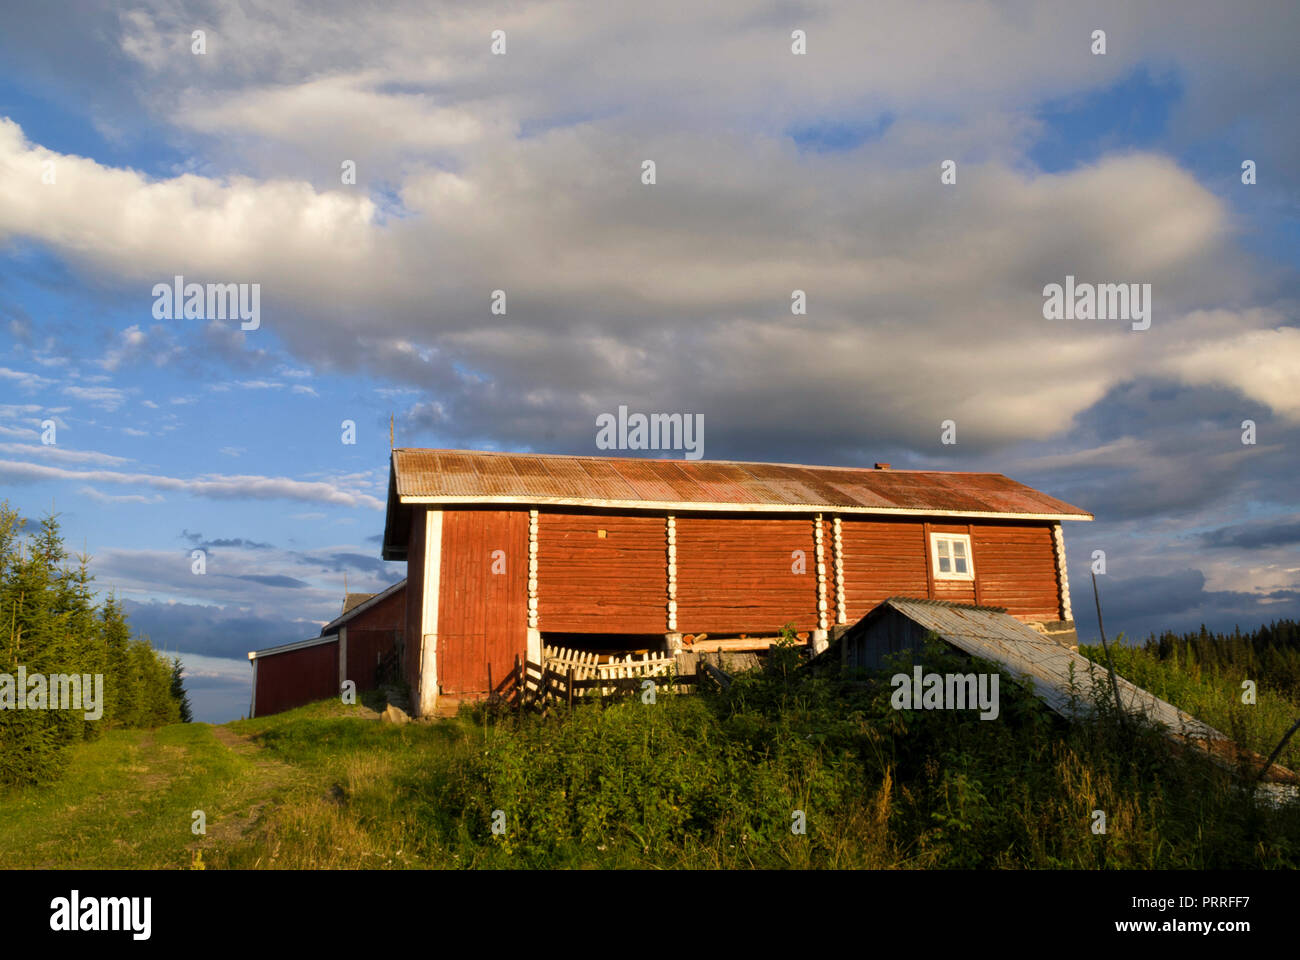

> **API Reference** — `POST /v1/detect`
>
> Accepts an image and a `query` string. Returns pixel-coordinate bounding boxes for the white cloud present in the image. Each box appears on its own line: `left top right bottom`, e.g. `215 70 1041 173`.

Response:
63 385 129 411
0 366 56 391
0 458 384 509
0 443 132 466
77 485 164 504
1159 324 1300 421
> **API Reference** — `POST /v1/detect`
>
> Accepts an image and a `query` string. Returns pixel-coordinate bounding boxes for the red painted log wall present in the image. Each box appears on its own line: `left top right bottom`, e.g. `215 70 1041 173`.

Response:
838 516 1062 624
839 518 931 623
969 522 1061 621
675 515 819 634
537 512 666 634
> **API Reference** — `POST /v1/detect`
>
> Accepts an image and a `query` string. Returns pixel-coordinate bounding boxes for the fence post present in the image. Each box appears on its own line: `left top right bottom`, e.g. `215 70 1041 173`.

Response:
567 667 574 709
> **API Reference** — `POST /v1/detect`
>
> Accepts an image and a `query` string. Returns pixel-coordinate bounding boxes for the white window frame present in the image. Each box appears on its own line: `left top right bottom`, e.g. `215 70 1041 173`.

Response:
930 532 974 581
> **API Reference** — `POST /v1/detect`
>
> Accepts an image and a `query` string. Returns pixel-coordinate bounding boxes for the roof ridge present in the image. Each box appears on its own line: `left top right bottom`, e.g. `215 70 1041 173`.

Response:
395 447 1004 477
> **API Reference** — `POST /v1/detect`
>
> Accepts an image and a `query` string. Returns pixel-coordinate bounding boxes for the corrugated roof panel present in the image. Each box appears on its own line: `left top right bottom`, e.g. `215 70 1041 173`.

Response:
433 450 487 496
878 598 1222 737
572 458 643 501
501 455 559 496
468 452 527 496
731 462 830 506
388 449 1093 519
610 458 690 502
674 461 765 504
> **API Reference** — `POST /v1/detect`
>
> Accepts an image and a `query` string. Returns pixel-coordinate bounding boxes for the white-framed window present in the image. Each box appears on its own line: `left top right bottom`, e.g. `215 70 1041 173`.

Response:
930 532 974 581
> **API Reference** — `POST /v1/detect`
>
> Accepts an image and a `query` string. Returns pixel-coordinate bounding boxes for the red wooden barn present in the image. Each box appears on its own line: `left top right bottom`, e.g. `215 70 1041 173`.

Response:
247 578 405 717
379 449 1092 717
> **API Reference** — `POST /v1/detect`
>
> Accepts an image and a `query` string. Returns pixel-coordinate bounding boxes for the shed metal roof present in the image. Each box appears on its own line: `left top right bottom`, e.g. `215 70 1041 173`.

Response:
387 449 1093 519
860 597 1223 738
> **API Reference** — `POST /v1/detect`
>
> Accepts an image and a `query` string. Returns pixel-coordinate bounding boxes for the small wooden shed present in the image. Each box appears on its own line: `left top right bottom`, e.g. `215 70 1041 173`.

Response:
379 449 1092 717
248 578 405 718
840 597 1298 786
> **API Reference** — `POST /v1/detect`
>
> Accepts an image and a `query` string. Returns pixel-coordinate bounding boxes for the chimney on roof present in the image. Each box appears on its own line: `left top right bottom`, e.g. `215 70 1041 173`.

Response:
874 462 891 470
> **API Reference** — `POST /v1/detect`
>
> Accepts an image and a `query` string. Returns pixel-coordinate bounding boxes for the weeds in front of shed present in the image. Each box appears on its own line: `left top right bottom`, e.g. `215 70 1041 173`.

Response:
197 635 1300 869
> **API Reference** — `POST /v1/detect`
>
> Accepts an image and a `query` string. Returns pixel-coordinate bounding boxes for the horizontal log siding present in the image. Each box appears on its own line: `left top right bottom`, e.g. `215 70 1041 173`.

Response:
839 518 931 622
839 516 1061 623
538 512 666 633
676 516 818 634
437 508 529 695
969 522 1060 621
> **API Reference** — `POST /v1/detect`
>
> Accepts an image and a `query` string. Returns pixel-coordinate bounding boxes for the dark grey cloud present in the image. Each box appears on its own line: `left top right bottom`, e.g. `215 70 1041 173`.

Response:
1071 568 1300 646
320 551 399 577
201 537 274 550
122 598 315 659
228 573 308 588
1202 520 1300 550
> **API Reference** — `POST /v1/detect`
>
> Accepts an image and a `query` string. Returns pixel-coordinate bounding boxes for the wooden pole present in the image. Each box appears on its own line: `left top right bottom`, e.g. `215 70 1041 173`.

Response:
1092 571 1127 731
1256 718 1300 783
567 667 574 709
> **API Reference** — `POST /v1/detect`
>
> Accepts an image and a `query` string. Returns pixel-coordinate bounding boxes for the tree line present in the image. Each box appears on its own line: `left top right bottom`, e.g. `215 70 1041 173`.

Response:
1 501 192 787
1140 618 1300 693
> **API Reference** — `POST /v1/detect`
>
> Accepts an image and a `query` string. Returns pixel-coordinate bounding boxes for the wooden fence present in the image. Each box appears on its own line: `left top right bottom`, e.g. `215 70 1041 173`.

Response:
503 645 695 706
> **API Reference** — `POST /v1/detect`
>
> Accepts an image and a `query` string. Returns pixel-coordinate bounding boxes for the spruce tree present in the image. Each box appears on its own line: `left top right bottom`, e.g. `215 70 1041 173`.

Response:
169 657 193 723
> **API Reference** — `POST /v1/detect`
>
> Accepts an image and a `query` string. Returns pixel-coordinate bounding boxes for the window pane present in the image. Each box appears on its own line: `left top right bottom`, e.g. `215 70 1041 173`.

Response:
953 540 966 558
938 540 950 558
955 557 967 573
939 556 951 572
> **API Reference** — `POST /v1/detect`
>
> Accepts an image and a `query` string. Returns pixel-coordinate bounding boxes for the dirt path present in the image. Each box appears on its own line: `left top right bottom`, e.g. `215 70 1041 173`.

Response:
198 725 305 853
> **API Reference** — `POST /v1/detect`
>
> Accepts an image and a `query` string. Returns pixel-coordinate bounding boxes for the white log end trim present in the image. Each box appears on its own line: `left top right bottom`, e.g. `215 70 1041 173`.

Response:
833 516 847 625
528 509 540 630
1053 522 1073 622
814 514 828 630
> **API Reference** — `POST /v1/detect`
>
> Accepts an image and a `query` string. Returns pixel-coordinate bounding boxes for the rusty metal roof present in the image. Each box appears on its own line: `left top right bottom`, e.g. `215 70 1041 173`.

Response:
389 449 1092 520
342 593 375 615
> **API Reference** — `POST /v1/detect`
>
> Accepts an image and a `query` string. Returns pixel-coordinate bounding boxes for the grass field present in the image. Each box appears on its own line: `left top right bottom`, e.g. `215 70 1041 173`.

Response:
3 645 1298 870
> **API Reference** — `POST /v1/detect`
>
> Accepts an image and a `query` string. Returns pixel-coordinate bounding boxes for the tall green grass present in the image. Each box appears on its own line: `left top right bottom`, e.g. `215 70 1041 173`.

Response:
1082 639 1300 772
214 639 1300 869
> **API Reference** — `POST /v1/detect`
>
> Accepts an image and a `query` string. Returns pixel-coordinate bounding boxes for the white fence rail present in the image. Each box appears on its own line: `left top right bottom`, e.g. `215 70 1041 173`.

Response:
542 645 679 697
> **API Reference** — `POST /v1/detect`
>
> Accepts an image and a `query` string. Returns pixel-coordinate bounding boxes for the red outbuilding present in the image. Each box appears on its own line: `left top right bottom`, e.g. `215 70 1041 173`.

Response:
248 578 405 718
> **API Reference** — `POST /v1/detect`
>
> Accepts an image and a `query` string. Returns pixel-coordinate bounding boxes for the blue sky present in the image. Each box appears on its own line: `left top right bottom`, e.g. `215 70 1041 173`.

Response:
1 2 1297 722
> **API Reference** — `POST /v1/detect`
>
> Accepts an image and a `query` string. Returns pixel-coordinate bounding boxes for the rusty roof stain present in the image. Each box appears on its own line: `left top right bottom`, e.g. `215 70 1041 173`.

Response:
388 449 1092 520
